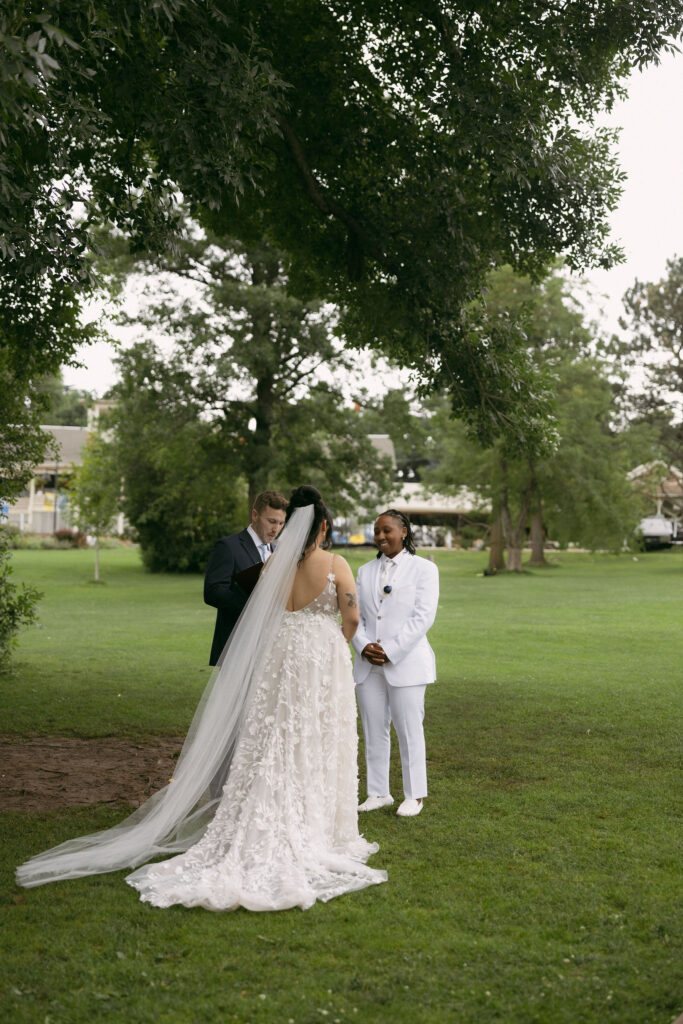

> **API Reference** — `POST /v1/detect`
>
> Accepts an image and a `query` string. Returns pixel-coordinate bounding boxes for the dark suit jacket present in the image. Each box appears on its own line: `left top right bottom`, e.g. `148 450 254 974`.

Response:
204 528 261 665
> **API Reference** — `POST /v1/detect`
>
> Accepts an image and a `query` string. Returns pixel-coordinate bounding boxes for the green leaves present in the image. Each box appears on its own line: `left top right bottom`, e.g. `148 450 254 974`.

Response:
423 265 643 554
620 256 683 395
0 528 42 672
3 0 683 457
615 255 683 474
68 433 121 540
105 226 395 568
108 338 247 573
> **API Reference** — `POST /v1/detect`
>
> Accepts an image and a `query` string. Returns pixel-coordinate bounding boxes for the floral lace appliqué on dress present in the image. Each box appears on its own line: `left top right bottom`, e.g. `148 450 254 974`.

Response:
126 570 387 911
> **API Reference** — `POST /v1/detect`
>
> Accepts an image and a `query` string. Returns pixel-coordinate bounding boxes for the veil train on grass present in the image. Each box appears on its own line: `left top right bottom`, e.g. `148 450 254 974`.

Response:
16 506 315 888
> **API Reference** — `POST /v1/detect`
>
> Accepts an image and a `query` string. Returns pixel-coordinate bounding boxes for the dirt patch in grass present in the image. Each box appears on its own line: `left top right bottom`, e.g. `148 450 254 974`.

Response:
0 735 184 811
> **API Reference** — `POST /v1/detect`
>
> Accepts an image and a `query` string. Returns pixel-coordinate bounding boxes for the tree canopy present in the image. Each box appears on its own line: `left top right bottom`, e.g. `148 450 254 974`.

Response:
423 265 643 565
616 255 683 469
36 375 91 426
105 227 394 570
3 1 682 450
107 344 247 573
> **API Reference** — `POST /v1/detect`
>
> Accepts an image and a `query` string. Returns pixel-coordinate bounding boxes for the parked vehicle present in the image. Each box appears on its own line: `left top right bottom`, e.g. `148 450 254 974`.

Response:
636 515 681 550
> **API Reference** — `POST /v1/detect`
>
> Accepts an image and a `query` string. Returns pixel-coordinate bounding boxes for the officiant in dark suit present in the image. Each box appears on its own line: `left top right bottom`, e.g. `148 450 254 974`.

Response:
204 490 289 665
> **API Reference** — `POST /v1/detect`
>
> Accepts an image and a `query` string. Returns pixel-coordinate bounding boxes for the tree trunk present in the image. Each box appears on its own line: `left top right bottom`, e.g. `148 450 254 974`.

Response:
501 496 523 571
499 459 534 572
528 497 548 567
246 255 278 509
94 536 100 582
487 513 505 572
506 543 523 572
526 462 548 567
248 375 274 509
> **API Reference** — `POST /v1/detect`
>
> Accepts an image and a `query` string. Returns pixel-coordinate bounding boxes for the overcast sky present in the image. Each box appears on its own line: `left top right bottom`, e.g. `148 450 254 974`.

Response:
63 50 683 397
581 49 683 334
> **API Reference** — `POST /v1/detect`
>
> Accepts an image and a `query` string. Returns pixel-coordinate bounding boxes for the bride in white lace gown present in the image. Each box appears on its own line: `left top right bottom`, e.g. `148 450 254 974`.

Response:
17 486 387 911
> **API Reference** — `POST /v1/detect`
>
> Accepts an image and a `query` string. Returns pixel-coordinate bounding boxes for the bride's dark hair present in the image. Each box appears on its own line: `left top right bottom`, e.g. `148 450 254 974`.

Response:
287 485 333 556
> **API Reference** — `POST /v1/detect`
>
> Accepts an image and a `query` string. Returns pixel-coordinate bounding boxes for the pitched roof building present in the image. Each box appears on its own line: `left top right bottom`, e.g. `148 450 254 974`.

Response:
6 401 119 533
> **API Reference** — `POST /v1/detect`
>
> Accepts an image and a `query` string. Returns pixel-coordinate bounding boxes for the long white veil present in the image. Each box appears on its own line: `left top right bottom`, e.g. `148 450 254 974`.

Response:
16 505 315 888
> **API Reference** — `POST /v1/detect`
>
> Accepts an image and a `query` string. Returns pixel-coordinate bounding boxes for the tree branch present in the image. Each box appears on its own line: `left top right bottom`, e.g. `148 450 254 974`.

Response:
427 2 475 69
278 358 327 397
277 114 394 276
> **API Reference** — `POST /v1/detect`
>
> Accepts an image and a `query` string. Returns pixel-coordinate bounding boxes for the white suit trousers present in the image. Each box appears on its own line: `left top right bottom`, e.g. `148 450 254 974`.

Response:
356 666 428 800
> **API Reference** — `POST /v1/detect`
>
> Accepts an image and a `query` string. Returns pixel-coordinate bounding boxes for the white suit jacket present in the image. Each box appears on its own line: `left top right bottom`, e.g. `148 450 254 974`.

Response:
352 552 439 687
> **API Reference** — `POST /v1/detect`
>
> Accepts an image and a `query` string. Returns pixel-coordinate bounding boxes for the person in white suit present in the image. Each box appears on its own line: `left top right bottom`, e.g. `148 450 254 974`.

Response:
352 510 439 817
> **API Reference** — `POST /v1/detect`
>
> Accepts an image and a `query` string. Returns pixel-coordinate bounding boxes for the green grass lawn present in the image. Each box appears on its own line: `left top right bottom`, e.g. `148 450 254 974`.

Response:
2 546 682 1023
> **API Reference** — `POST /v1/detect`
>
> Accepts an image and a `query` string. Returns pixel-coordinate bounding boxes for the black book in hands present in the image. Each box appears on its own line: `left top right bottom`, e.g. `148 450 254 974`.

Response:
233 561 264 595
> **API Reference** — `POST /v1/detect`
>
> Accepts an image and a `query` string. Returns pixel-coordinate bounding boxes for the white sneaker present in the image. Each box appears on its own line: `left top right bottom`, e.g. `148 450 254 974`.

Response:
396 798 423 817
358 795 394 812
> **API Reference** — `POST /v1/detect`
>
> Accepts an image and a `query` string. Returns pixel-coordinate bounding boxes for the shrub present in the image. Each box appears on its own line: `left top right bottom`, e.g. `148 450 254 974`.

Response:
2 530 46 550
2 524 22 548
0 529 42 672
53 528 88 548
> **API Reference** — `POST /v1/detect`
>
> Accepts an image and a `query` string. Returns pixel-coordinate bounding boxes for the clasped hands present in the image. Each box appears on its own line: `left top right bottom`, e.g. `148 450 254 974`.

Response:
362 643 389 665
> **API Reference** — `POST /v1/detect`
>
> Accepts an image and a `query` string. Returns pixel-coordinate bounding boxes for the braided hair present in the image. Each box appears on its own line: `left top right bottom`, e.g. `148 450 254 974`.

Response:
286 484 333 560
375 509 416 557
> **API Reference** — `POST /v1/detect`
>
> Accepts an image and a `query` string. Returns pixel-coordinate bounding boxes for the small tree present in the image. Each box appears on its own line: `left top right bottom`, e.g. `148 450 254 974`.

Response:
69 434 120 582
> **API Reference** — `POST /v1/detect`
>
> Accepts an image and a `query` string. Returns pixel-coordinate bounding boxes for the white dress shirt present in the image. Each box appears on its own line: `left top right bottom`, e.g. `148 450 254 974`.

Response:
247 525 271 562
378 548 407 597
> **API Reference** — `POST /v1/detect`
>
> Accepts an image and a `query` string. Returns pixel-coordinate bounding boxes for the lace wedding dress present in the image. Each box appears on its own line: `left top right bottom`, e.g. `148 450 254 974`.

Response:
126 566 387 912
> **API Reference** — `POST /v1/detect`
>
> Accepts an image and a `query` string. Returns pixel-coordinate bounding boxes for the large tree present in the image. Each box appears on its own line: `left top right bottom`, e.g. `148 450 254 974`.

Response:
37 374 91 426
425 358 642 566
532 358 643 553
107 229 394 569
424 267 642 567
107 351 247 573
615 255 683 469
3 2 683 449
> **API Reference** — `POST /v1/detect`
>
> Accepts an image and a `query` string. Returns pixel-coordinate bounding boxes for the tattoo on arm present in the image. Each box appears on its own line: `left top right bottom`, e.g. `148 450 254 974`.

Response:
345 592 357 609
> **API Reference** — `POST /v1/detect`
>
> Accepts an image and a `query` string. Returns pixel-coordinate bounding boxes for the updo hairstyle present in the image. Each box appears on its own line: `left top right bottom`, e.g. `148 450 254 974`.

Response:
375 509 416 557
287 484 333 557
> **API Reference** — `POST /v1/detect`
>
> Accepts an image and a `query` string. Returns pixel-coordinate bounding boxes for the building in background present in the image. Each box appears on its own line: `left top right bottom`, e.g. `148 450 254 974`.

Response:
628 461 683 520
6 401 122 534
336 434 489 547
629 461 683 548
